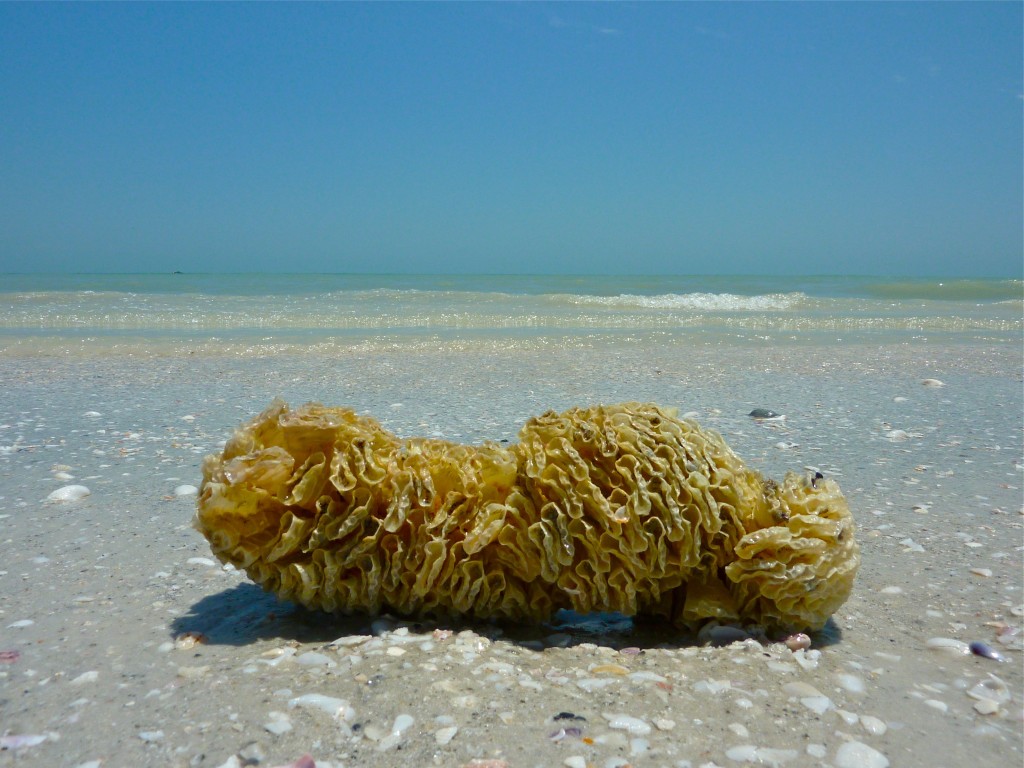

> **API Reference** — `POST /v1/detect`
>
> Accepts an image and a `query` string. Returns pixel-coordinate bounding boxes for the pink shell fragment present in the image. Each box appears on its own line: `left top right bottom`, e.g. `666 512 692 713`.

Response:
0 734 48 750
270 756 315 768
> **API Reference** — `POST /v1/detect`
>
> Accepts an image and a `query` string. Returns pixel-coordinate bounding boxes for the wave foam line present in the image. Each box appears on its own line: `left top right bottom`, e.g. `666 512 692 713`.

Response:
560 292 807 311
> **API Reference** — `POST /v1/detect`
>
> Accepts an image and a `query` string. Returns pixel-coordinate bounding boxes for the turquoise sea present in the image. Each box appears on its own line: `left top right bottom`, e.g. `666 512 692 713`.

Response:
1 273 1020 353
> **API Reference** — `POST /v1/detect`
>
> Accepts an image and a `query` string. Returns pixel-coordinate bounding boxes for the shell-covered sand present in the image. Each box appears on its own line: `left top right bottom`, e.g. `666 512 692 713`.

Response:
1 340 1021 767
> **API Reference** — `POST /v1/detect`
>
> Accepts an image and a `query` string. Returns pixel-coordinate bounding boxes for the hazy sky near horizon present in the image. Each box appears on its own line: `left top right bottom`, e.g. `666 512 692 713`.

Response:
1 2 1021 277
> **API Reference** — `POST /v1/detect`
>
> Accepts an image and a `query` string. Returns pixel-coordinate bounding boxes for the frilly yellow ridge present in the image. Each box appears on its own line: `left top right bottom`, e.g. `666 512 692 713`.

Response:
194 400 859 632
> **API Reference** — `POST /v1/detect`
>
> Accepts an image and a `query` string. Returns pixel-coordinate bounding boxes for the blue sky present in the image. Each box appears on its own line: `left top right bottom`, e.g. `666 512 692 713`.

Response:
1 2 1020 276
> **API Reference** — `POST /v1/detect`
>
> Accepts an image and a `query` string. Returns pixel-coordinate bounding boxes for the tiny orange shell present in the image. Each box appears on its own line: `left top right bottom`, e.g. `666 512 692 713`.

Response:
590 663 629 675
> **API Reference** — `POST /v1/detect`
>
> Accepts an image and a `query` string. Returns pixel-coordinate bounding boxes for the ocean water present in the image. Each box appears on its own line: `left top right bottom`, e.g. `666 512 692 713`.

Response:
1 273 1020 354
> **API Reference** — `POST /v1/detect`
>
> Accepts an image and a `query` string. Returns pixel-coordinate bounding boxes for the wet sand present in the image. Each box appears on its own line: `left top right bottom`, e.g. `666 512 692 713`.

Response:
1 339 1021 767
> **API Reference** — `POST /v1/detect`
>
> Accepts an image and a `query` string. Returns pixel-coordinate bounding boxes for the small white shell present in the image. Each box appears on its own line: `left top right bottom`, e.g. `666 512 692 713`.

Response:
836 740 889 768
434 725 458 745
967 675 1011 704
47 484 90 502
725 745 759 762
288 693 355 722
926 637 970 656
836 673 866 694
860 715 887 735
389 713 415 736
782 681 825 698
602 713 652 735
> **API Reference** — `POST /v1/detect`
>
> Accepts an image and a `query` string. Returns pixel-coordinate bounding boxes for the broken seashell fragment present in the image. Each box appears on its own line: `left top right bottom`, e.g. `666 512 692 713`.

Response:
590 663 629 676
602 713 652 735
967 674 1011 709
0 734 48 749
174 631 208 650
288 693 355 722
269 756 316 768
47 484 90 502
926 637 970 656
783 632 812 651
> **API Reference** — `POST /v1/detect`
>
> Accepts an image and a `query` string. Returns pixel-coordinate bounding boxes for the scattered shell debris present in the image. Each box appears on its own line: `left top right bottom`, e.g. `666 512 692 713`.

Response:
0 345 1019 767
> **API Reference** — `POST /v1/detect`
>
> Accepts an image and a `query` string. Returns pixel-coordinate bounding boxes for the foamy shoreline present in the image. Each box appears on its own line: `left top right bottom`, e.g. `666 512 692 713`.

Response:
1 341 1021 767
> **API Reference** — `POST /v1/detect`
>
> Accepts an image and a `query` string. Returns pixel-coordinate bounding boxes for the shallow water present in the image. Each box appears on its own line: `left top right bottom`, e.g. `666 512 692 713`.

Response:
1 274 1020 357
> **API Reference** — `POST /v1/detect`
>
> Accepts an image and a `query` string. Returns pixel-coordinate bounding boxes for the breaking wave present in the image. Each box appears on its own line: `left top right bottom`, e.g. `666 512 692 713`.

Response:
561 292 805 311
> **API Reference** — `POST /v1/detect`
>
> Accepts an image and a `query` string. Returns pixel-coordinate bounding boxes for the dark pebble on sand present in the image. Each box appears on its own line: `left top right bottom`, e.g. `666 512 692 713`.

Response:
749 408 782 419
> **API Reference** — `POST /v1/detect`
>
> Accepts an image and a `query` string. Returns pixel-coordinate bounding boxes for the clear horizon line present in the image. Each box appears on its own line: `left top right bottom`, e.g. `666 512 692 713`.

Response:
1 270 1021 280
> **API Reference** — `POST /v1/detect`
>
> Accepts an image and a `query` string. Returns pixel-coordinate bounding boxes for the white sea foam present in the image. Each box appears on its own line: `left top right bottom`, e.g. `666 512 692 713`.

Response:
563 291 805 311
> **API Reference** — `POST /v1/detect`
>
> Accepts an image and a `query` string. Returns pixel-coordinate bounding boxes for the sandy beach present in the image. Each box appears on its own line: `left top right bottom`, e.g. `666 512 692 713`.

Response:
3 0 1021 763
1 338 1021 768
